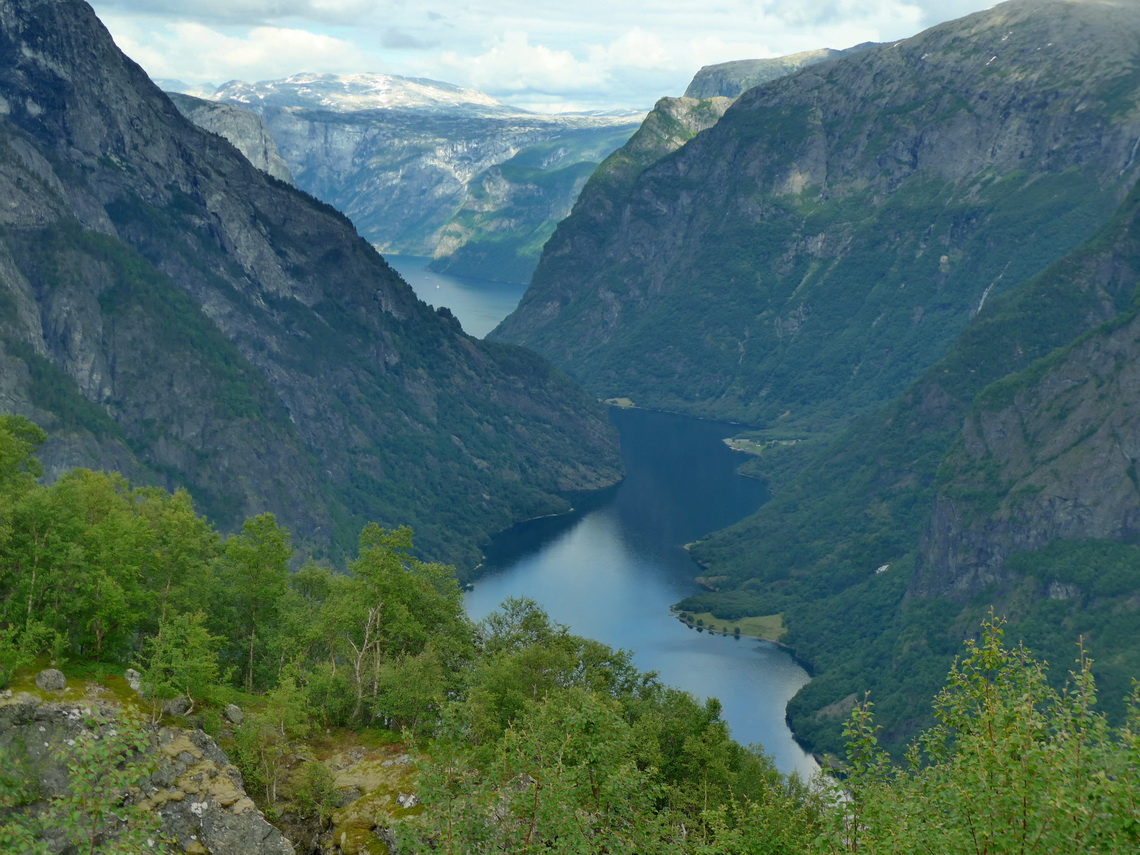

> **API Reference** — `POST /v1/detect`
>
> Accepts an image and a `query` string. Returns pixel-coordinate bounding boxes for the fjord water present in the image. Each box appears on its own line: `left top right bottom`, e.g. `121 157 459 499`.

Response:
467 408 817 780
392 256 817 779
388 255 527 339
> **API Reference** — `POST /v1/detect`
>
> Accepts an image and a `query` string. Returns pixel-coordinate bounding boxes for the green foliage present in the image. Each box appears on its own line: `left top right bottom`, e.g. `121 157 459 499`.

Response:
291 760 338 823
217 513 292 693
826 617 1140 853
398 598 822 854
0 414 45 496
233 666 313 805
0 715 168 855
138 611 222 721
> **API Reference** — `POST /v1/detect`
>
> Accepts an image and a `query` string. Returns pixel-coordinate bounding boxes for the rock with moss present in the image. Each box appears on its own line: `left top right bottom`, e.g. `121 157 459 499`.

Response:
0 690 295 854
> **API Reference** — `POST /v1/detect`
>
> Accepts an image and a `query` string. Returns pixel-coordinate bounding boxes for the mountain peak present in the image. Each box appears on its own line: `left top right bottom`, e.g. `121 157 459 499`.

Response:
213 71 522 116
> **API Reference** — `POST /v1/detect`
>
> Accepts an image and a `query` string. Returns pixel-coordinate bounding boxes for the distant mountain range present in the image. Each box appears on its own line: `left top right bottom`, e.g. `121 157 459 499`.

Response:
0 0 622 569
160 73 642 284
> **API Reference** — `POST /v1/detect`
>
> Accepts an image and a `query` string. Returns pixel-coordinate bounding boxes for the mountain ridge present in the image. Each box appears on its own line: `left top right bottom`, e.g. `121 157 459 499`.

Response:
0 0 621 569
491 0 1140 428
197 74 641 282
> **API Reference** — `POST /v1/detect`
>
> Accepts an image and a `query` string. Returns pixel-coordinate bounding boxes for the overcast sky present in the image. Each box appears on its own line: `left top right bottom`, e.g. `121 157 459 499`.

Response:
89 0 997 113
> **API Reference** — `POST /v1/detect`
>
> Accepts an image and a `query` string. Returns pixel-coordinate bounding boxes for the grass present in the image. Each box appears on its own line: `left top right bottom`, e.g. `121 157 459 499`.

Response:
675 611 786 642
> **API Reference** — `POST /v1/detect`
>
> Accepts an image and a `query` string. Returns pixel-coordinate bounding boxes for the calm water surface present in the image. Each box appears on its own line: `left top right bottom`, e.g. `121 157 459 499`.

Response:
469 408 817 780
388 254 526 339
387 254 817 779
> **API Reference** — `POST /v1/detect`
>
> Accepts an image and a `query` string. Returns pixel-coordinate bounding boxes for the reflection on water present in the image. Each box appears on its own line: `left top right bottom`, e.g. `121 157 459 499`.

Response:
385 254 817 778
466 407 818 780
387 254 527 339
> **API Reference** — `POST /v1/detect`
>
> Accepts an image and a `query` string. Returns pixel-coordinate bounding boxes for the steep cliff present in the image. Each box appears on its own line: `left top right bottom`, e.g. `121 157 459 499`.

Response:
166 92 294 184
915 202 1140 598
493 0 1140 429
681 177 1140 756
426 124 637 284
0 0 621 569
683 45 875 99
206 74 640 282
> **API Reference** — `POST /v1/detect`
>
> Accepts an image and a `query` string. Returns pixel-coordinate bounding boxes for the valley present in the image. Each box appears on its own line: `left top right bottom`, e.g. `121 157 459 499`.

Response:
4 0 1140 851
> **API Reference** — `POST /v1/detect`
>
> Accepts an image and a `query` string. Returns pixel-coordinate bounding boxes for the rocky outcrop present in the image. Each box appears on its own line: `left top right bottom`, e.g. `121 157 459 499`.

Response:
477 93 730 287
916 312 1140 598
426 123 638 283
0 690 294 854
492 0 1140 428
167 92 294 184
203 74 640 280
683 45 876 99
0 0 622 569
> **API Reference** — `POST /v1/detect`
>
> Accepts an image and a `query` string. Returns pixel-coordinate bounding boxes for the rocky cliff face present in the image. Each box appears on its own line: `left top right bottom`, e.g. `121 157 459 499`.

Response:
0 0 621 569
202 75 640 282
0 687 294 854
490 94 731 295
166 92 294 184
683 45 875 99
492 0 1140 428
426 124 637 283
914 188 1140 596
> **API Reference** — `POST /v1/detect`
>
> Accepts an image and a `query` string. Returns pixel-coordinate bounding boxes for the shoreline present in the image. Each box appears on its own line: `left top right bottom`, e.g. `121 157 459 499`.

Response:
668 607 797 651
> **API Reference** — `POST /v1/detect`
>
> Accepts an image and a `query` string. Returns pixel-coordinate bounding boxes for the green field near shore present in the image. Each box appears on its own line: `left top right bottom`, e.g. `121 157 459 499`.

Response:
677 611 785 642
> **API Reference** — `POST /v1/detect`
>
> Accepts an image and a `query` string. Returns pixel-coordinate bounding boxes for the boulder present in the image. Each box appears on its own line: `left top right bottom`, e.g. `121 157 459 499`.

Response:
223 703 244 725
35 669 66 692
161 696 192 717
125 668 143 693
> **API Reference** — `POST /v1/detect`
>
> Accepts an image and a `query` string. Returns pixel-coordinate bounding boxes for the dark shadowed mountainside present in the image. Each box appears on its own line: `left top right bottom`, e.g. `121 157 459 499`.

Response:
0 0 621 570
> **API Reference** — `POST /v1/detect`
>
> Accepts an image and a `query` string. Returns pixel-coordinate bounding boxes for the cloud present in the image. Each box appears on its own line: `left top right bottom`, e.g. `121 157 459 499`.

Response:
588 28 671 71
94 0 379 25
438 32 606 96
103 18 376 83
93 0 1000 112
381 27 437 50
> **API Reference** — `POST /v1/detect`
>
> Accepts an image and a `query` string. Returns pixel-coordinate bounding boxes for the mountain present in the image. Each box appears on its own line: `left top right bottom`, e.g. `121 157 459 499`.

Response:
0 0 622 569
198 74 642 284
680 176 1140 756
491 0 1140 430
424 123 640 284
167 92 294 184
683 44 877 99
215 72 518 117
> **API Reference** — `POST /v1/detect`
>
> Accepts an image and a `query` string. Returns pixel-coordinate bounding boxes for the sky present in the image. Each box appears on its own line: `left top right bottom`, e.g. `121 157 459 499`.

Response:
89 0 998 113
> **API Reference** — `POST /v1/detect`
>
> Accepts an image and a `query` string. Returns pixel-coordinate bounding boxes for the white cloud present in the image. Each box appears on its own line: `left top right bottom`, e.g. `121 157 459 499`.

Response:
438 32 607 95
588 28 672 71
104 18 376 83
92 0 999 111
95 0 380 25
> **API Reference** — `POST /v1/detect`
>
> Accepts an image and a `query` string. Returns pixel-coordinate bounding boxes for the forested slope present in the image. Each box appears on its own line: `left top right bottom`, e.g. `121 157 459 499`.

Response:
682 176 1140 756
494 0 1140 430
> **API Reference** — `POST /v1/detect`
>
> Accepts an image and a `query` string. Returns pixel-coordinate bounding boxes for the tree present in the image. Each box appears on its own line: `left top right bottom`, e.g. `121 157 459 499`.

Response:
138 611 222 721
826 615 1140 853
233 665 312 806
399 688 667 855
218 513 292 692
